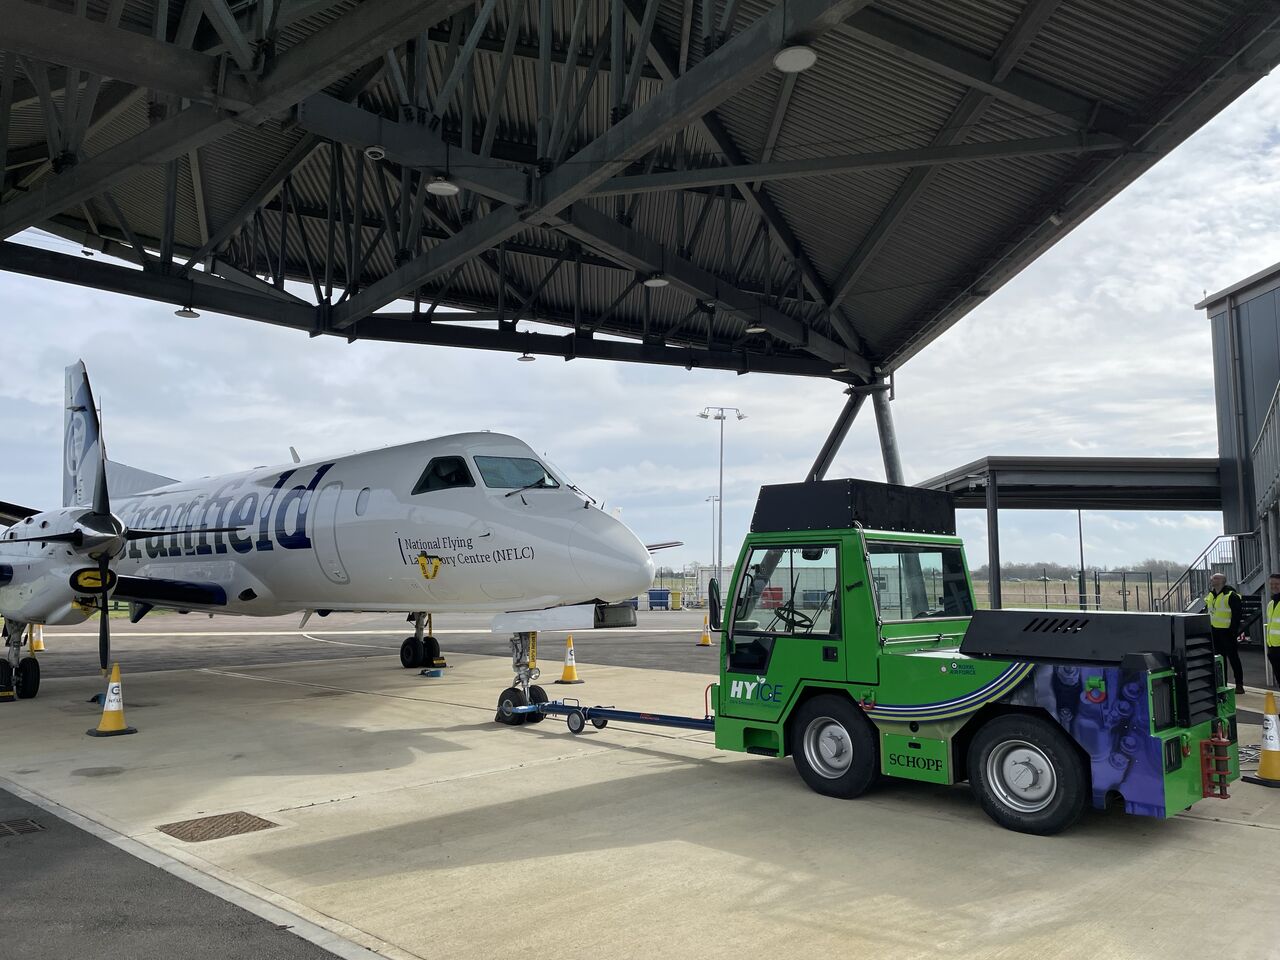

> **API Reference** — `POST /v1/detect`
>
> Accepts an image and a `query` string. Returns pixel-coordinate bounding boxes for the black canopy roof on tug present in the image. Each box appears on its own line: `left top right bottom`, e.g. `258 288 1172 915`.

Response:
752 478 956 535
2 0 1279 384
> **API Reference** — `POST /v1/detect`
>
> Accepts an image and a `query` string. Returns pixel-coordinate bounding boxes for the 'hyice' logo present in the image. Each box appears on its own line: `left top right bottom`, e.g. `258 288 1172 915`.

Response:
728 675 784 704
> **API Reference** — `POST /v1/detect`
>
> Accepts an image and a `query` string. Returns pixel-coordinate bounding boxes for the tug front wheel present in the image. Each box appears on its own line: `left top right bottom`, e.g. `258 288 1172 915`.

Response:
790 695 878 799
967 714 1089 835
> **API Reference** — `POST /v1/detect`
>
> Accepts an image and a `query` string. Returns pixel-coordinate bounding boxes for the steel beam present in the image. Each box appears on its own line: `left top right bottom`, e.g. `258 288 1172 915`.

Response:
839 7 1126 131
593 133 1126 195
536 0 871 221
295 94 527 204
558 203 869 377
807 391 867 482
201 0 258 73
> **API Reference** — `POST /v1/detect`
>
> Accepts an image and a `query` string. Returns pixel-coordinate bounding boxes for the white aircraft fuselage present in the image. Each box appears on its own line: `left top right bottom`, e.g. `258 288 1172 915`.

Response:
0 432 655 625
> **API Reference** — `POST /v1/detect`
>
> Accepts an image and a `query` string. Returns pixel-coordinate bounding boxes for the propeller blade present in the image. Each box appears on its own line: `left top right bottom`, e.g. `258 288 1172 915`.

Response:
97 554 111 671
92 439 110 517
123 525 246 541
2 530 84 545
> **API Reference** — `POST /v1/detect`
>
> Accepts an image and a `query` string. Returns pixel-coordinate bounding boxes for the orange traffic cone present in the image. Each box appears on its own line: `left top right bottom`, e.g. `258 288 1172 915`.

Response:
87 663 137 737
696 615 713 647
554 635 584 684
1244 691 1280 787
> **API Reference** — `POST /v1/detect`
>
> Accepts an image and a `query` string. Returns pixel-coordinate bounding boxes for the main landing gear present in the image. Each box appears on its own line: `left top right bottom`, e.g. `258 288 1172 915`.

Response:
0 620 41 702
400 612 447 669
495 631 547 725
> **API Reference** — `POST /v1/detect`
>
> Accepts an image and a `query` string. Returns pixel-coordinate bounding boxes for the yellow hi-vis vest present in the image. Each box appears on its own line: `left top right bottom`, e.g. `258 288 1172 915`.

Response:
1206 589 1235 630
1267 599 1280 647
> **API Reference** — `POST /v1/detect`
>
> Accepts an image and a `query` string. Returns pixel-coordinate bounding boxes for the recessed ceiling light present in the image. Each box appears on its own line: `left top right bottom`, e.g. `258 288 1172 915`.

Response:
427 175 460 197
773 45 817 74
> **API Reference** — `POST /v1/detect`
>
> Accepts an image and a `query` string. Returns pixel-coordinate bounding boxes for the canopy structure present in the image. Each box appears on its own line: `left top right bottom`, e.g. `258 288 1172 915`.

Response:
3 0 1278 385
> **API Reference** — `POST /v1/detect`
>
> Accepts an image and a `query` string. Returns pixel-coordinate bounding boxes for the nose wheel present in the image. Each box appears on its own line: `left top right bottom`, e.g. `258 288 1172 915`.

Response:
495 632 541 725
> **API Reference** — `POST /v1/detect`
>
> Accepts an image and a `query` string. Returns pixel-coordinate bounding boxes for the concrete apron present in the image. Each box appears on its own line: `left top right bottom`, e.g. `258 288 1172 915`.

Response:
3 654 1280 960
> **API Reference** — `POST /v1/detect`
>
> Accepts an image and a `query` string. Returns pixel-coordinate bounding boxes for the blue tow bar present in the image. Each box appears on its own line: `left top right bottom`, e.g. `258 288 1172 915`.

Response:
509 698 715 735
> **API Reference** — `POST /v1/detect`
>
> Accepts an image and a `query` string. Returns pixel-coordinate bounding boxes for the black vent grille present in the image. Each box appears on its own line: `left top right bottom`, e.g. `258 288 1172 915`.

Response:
1178 637 1217 726
1163 737 1183 773
1151 676 1175 731
1020 617 1091 634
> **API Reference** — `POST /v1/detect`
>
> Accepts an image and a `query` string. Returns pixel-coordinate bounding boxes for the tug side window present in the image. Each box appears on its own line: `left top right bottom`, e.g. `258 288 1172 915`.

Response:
866 542 973 620
732 545 839 638
412 456 475 494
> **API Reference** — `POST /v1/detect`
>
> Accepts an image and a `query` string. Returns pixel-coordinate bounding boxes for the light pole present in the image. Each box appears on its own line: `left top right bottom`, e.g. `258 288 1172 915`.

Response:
699 406 746 587
705 495 719 600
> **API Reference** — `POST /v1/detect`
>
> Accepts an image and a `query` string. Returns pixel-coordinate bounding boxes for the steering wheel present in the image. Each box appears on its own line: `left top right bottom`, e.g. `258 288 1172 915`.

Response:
774 600 814 631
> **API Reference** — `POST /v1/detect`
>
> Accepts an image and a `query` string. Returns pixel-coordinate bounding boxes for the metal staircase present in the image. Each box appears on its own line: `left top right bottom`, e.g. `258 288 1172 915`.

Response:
1154 532 1263 621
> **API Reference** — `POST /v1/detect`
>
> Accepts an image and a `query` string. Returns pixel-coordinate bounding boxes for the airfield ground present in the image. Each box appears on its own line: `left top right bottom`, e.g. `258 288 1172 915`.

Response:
3 611 1279 959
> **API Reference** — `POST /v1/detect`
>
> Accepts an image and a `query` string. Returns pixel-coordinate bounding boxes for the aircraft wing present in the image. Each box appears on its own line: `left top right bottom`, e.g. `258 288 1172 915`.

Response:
112 575 228 609
0 500 40 525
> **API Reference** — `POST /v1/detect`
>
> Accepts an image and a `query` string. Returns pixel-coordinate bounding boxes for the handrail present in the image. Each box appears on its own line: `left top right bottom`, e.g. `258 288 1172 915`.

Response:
1252 379 1280 515
1154 531 1261 613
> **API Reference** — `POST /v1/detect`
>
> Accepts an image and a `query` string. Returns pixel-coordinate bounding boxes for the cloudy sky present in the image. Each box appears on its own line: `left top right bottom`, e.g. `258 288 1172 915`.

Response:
4 73 1280 575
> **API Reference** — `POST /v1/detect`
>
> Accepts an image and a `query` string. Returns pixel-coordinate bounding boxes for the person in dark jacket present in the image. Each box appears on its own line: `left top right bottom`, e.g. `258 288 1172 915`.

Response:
1205 573 1246 694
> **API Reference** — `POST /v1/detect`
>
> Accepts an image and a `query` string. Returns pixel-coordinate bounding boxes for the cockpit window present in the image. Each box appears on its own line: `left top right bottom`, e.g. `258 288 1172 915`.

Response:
412 456 475 494
473 456 560 490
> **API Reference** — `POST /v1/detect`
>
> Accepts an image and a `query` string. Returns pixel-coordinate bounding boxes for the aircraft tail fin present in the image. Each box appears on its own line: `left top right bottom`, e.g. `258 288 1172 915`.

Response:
64 362 177 507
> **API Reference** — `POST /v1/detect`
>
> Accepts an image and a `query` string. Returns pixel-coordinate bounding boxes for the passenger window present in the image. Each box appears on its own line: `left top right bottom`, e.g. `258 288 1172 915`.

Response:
412 457 475 494
866 542 974 621
731 545 839 638
473 456 559 490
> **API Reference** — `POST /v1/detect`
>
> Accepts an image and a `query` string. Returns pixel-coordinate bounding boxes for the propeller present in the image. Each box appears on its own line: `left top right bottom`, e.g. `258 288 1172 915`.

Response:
92 448 113 672
97 552 111 671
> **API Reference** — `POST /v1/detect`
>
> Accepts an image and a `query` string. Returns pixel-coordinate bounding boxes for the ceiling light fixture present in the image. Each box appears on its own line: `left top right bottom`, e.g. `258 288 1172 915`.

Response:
832 364 849 374
517 352 535 362
174 306 200 319
642 273 669 288
427 175 460 197
364 144 387 161
1048 210 1064 226
744 324 766 334
773 44 817 74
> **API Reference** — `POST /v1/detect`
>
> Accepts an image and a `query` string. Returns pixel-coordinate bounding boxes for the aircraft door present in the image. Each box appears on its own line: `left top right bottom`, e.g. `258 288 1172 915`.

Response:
311 481 350 584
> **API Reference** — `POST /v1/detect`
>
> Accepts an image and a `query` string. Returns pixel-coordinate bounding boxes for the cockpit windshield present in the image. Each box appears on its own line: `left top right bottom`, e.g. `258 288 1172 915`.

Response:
473 456 560 491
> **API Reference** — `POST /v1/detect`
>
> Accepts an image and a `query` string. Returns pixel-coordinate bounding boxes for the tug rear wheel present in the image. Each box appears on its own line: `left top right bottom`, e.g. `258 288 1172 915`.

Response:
790 695 878 799
968 714 1089 835
495 686 527 725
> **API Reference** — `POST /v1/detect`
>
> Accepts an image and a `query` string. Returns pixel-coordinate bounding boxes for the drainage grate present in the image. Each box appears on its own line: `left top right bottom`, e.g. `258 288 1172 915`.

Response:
0 818 45 837
156 811 279 843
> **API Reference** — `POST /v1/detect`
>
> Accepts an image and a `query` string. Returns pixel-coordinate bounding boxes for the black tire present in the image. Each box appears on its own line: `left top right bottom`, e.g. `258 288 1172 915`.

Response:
566 709 586 735
967 714 1089 836
591 717 608 729
400 637 423 669
495 686 527 725
790 694 878 799
524 684 548 724
423 635 444 666
15 658 39 700
0 661 11 691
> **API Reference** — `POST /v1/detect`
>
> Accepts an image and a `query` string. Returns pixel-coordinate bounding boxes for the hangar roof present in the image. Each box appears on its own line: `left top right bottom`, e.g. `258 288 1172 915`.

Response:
3 0 1279 382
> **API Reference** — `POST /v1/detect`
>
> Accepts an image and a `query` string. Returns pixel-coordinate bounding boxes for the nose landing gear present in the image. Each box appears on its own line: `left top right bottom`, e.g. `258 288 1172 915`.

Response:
1 621 40 702
495 631 547 725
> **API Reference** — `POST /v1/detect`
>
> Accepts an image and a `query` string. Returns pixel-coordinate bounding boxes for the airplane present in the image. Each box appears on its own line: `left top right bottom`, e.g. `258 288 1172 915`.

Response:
0 361 658 701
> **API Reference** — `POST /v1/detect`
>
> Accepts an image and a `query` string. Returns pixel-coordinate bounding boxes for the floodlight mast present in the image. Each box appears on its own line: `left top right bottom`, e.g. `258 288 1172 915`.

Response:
699 406 746 587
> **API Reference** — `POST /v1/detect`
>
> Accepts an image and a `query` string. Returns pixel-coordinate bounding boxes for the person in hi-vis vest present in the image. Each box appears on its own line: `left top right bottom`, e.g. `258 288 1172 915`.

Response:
1266 573 1280 689
1205 572 1246 694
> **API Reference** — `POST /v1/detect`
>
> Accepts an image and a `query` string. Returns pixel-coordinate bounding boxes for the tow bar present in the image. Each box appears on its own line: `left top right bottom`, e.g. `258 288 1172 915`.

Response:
509 698 716 735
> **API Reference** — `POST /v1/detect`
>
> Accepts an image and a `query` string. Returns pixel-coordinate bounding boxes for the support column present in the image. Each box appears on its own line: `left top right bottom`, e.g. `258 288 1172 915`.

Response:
871 385 903 484
807 391 867 482
986 472 1002 610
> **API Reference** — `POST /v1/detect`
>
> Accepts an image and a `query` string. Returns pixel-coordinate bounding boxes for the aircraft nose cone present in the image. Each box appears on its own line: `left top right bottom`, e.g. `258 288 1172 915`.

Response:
569 510 655 602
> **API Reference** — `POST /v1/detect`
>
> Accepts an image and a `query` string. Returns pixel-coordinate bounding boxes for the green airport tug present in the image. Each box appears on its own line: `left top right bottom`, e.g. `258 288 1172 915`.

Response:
709 479 1238 834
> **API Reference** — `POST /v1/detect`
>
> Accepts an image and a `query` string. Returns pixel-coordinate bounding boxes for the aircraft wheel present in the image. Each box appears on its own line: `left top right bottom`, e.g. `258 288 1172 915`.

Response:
0 661 11 692
400 637 424 669
790 695 878 799
15 658 39 700
424 635 445 667
968 714 1088 836
524 684 548 724
495 686 527 725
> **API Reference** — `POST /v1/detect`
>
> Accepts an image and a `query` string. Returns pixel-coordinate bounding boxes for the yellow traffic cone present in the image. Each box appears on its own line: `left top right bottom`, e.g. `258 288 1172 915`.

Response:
554 635 584 684
696 615 713 647
1244 691 1280 787
29 624 44 653
87 663 137 737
